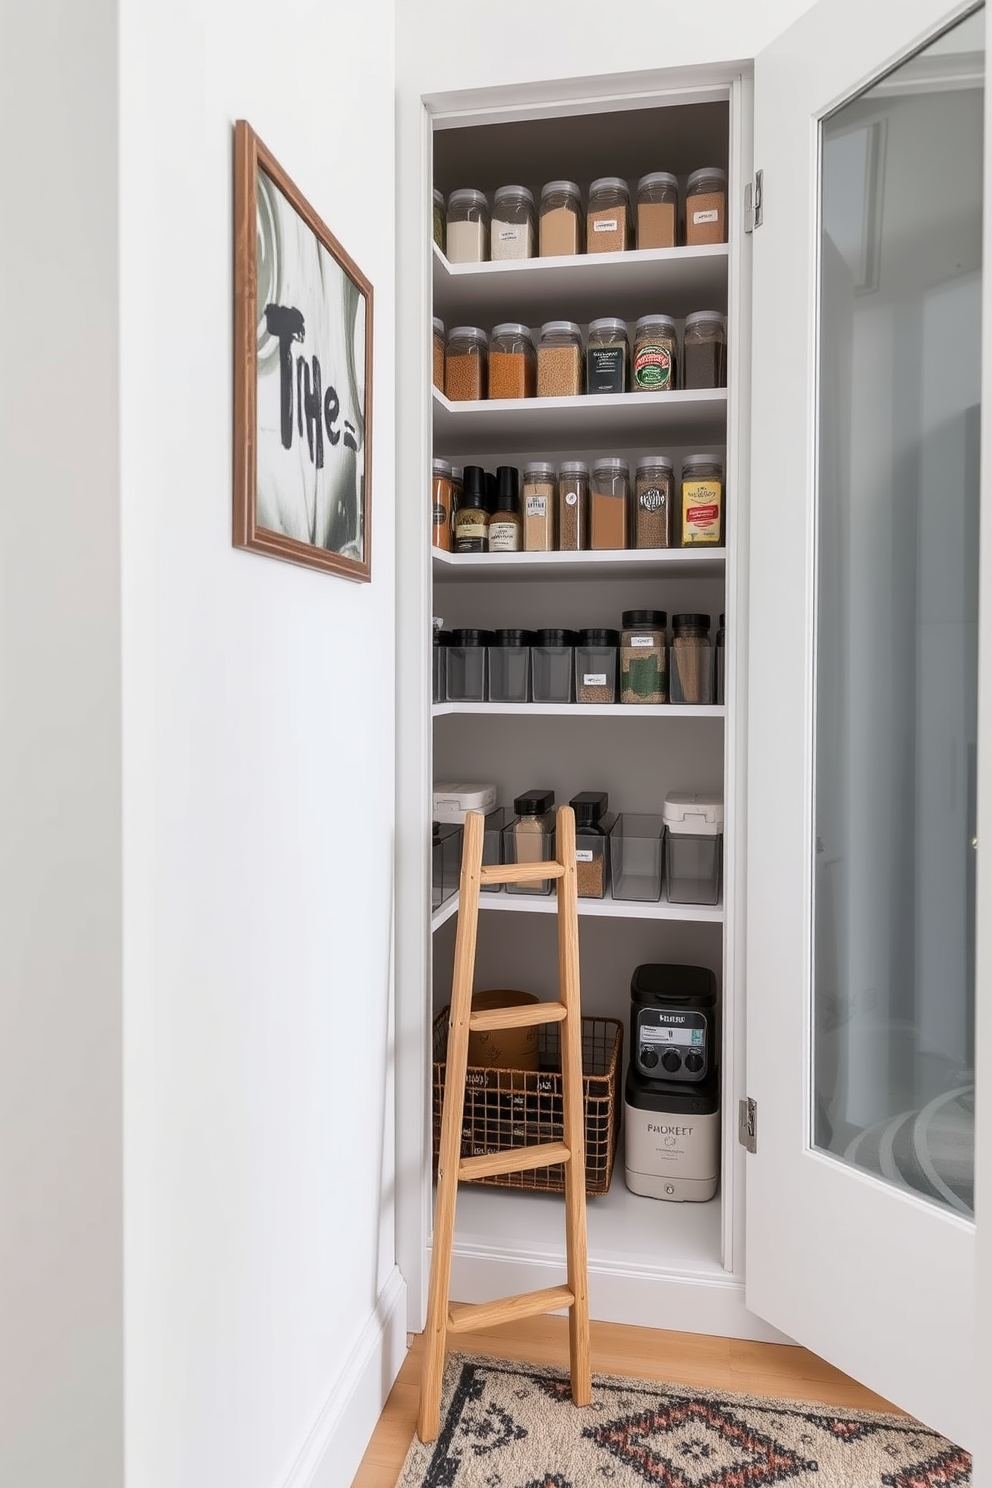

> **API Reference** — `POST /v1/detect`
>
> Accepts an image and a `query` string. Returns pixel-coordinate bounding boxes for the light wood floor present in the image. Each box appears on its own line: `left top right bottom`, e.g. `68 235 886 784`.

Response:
351 1315 902 1488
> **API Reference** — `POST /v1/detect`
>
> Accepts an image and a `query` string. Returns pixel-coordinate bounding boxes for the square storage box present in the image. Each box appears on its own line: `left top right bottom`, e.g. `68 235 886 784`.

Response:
574 631 619 705
664 792 723 905
445 634 489 701
501 819 556 895
531 631 575 704
609 813 665 901
488 640 531 703
432 822 463 910
432 783 498 824
481 806 512 893
575 813 616 899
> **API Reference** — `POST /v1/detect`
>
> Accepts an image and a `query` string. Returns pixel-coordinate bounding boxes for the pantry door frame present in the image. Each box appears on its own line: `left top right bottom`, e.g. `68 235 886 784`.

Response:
746 0 983 1448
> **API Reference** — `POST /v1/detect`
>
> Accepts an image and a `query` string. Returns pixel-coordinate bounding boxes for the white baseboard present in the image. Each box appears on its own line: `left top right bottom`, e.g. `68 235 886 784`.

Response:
279 1266 408 1488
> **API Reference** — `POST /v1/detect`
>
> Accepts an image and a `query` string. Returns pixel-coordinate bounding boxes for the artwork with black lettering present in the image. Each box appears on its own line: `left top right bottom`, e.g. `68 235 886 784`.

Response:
234 121 373 581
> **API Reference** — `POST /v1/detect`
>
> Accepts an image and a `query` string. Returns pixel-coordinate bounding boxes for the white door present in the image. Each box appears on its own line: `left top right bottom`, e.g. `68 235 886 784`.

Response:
747 0 985 1448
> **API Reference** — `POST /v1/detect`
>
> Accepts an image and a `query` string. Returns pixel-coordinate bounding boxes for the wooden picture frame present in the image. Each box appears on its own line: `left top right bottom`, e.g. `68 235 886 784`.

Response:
233 120 373 581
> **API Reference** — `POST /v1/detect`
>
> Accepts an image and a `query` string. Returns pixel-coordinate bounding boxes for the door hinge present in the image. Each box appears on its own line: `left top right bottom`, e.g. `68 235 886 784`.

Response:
738 1097 757 1153
744 170 763 233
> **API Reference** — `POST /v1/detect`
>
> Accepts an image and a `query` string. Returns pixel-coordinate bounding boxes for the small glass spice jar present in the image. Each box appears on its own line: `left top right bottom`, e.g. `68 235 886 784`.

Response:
586 317 629 394
715 613 726 704
445 326 488 401
587 176 631 253
633 314 679 392
522 462 557 552
680 454 724 547
446 187 489 262
504 788 557 896
685 168 727 245
489 322 536 400
445 628 493 702
683 311 727 389
620 609 667 705
633 456 674 549
432 316 445 391
571 791 613 899
431 457 453 551
491 184 536 261
556 460 589 551
453 465 489 552
575 628 619 704
537 321 584 398
532 629 576 704
433 188 446 252
669 613 714 705
539 180 582 256
636 172 679 249
590 457 630 550
487 465 522 552
488 628 534 703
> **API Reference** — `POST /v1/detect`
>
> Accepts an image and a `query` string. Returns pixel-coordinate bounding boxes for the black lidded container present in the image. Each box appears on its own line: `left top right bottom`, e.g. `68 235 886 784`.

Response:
570 790 612 899
532 627 577 704
505 787 557 896
569 790 609 830
445 627 494 702
488 626 535 703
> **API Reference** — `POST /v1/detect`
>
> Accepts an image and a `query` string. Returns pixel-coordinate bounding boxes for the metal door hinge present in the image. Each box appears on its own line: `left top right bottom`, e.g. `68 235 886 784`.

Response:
738 1097 757 1153
744 170 763 233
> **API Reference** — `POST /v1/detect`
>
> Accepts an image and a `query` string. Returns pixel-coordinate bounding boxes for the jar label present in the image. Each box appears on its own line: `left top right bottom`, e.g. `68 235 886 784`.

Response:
432 503 449 526
488 519 521 551
682 479 723 544
526 494 548 517
693 208 719 224
593 218 618 232
575 850 594 863
587 346 626 394
455 514 488 541
633 341 673 390
498 227 521 241
565 492 578 506
583 673 608 686
638 486 667 512
630 635 655 647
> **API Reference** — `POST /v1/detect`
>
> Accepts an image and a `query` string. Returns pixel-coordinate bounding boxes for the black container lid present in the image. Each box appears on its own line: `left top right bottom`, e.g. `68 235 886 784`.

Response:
535 627 576 647
494 465 520 511
718 613 725 629
451 627 494 647
625 1065 720 1114
673 613 711 631
621 609 667 628
486 470 497 511
433 629 454 646
514 788 555 815
461 465 488 506
577 627 620 647
630 963 717 1008
569 790 609 825
493 627 535 647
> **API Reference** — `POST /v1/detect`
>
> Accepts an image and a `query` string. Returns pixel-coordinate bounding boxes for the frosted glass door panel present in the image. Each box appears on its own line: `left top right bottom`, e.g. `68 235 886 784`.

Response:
814 9 983 1215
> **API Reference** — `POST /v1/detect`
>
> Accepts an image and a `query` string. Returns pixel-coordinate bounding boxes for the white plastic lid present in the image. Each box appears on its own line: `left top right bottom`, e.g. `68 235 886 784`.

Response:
448 325 489 344
684 311 726 328
636 456 674 471
433 316 445 335
664 791 724 834
448 187 488 210
686 167 727 192
492 322 534 340
433 188 444 206
432 457 452 476
540 320 583 338
638 171 679 192
589 176 630 196
524 461 557 476
682 452 723 469
559 460 590 475
635 314 678 333
588 316 628 336
433 782 498 816
542 179 581 197
593 457 630 473
494 183 535 205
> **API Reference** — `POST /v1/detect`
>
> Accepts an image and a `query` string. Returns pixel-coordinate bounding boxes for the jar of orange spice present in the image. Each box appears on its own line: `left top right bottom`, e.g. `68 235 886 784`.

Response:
445 326 488 401
489 322 536 399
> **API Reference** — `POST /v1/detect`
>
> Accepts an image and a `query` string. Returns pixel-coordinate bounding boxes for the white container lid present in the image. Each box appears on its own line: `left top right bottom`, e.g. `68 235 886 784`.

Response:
541 179 581 198
664 791 724 834
494 184 535 205
433 783 499 823
637 171 679 193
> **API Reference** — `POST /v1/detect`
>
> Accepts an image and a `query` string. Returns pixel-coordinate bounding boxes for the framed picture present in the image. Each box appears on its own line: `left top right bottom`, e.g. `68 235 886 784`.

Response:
233 120 373 581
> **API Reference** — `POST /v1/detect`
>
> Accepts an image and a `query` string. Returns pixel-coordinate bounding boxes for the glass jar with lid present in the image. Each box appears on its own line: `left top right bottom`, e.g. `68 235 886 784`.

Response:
445 628 493 702
432 316 445 390
531 629 575 704
446 187 489 262
489 322 536 400
715 613 726 704
633 456 674 549
633 314 679 392
586 317 629 394
431 457 453 551
488 627 534 704
669 613 714 705
683 312 727 389
636 172 679 249
620 609 667 705
557 460 589 551
571 791 613 899
587 176 631 253
537 322 583 398
685 168 727 245
539 180 582 257
590 457 630 550
445 326 488 401
680 454 724 547
433 188 446 252
575 629 619 704
491 184 536 261
504 789 557 896
522 462 556 551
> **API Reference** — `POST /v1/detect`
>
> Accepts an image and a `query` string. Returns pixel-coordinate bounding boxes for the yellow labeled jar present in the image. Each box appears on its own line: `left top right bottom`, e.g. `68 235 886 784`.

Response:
680 454 724 547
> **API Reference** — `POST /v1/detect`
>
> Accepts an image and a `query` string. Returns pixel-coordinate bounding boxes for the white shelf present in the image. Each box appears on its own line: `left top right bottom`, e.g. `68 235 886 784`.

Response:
432 241 729 324
434 702 724 718
433 547 726 582
431 888 724 932
432 386 727 456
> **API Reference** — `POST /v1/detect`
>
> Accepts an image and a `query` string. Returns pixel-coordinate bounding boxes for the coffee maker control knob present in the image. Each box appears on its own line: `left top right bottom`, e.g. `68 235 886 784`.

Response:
639 1046 659 1069
684 1051 704 1074
661 1049 682 1073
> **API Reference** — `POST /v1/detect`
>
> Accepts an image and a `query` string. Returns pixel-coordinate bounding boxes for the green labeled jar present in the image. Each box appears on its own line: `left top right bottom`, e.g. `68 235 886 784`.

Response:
633 314 679 392
620 609 667 705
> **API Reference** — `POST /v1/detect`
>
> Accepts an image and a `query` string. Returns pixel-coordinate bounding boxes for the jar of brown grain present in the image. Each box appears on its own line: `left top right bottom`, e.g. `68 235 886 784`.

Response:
489 322 536 399
587 177 631 253
432 316 445 390
590 457 630 550
636 172 679 249
686 168 727 245
557 461 589 551
539 180 582 256
537 322 583 398
633 457 674 548
445 325 488 401
683 311 727 389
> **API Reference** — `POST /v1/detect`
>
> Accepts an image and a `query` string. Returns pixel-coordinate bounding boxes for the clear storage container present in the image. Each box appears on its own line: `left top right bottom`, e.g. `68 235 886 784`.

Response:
433 316 445 390
557 461 589 551
633 456 674 549
481 806 512 894
610 813 665 901
587 176 631 253
715 613 726 705
683 311 727 389
488 628 534 703
620 609 667 704
445 326 488 401
432 625 451 704
669 613 713 705
586 317 629 394
571 791 612 900
522 462 557 551
491 184 536 260
664 792 723 905
431 457 453 551
532 628 575 703
537 321 584 398
433 188 445 252
685 168 727 246
636 171 679 249
446 187 489 262
633 314 679 392
590 457 630 550
504 788 556 895
574 628 619 704
539 180 582 257
445 628 492 702
432 821 462 910
489 322 536 400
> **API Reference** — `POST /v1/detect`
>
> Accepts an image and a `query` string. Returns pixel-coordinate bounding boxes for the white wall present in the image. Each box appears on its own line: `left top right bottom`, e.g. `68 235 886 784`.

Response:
0 3 123 1485
119 3 399 1486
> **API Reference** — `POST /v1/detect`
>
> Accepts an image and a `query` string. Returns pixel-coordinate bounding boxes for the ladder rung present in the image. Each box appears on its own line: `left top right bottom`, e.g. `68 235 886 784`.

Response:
469 1002 567 1032
479 861 566 885
458 1141 571 1181
447 1285 575 1333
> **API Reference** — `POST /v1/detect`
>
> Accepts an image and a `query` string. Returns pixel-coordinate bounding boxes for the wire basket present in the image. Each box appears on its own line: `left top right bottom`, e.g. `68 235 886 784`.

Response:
432 1008 623 1196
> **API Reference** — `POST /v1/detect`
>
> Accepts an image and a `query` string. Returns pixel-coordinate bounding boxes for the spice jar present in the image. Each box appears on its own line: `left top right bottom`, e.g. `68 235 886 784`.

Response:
586 318 629 395
532 629 575 704
669 613 714 705
557 461 589 551
620 609 667 705
446 187 489 262
685 168 727 246
633 457 674 549
683 311 727 389
453 465 489 552
489 322 536 400
571 791 612 899
636 172 679 249
504 788 556 896
575 629 619 704
488 465 522 552
433 189 446 252
488 628 534 703
590 457 630 550
633 314 679 392
522 462 556 552
445 326 488 401
445 628 493 702
715 613 725 704
431 457 453 551
432 317 445 391
491 184 536 261
587 176 631 253
537 321 584 399
539 179 582 257
432 623 451 704
680 454 724 547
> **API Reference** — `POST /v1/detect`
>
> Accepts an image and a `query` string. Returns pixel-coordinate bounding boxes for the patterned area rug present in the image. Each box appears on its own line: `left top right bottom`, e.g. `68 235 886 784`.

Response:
399 1353 970 1487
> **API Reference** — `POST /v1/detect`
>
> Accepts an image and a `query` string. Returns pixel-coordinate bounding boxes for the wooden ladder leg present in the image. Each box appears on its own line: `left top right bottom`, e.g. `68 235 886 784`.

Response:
418 810 485 1443
556 806 592 1407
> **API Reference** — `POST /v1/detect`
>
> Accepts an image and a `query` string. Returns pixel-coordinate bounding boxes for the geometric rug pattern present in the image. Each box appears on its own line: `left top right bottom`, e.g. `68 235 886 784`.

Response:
399 1354 970 1488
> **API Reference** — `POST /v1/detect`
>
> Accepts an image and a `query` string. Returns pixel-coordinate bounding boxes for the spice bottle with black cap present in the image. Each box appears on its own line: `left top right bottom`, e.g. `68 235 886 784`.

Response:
453 465 490 553
532 627 576 704
620 610 667 704
445 628 493 702
570 791 613 899
574 628 619 703
488 628 534 703
487 466 522 552
504 788 556 896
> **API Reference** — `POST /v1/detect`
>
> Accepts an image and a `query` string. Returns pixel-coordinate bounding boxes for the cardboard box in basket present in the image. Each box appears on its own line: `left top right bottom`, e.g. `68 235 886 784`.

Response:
468 990 540 1070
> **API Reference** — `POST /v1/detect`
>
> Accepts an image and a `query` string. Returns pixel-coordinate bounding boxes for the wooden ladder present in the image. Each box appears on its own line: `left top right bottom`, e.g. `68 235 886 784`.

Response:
418 804 591 1443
